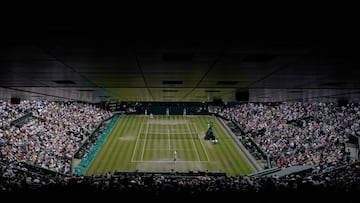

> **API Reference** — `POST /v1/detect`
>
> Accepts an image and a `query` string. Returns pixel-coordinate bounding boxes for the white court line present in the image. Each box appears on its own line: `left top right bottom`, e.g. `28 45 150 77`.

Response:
131 123 143 162
192 120 210 161
131 160 209 163
143 148 194 151
145 132 192 135
186 121 201 161
167 128 171 150
140 123 149 161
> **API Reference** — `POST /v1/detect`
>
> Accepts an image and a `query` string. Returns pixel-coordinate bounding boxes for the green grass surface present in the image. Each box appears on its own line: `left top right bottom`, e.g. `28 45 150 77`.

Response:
85 115 254 176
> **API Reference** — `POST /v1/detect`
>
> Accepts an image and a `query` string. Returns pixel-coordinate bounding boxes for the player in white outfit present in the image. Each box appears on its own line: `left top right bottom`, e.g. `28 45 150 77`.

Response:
174 150 177 163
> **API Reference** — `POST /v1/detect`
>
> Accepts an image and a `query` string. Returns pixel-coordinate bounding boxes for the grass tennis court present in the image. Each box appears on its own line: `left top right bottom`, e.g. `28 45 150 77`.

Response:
85 115 255 176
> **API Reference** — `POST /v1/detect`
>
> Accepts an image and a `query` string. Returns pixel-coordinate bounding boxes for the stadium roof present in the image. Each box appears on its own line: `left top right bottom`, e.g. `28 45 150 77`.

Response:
1 23 360 103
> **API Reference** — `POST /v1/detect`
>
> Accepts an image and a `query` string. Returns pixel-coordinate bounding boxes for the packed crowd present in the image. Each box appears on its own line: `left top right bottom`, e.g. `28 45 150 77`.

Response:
0 100 359 197
213 102 359 170
0 100 112 174
1 157 359 198
0 100 35 129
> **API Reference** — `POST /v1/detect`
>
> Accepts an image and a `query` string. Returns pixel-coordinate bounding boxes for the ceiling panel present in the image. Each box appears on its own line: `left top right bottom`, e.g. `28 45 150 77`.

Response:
1 26 360 103
105 88 154 101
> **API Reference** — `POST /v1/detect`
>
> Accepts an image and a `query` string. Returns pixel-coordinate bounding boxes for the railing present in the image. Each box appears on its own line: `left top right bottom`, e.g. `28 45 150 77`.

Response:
10 112 33 128
246 167 281 177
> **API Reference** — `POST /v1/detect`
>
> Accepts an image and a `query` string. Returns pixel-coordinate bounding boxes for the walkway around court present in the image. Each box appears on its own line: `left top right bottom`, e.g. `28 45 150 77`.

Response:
73 114 120 175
